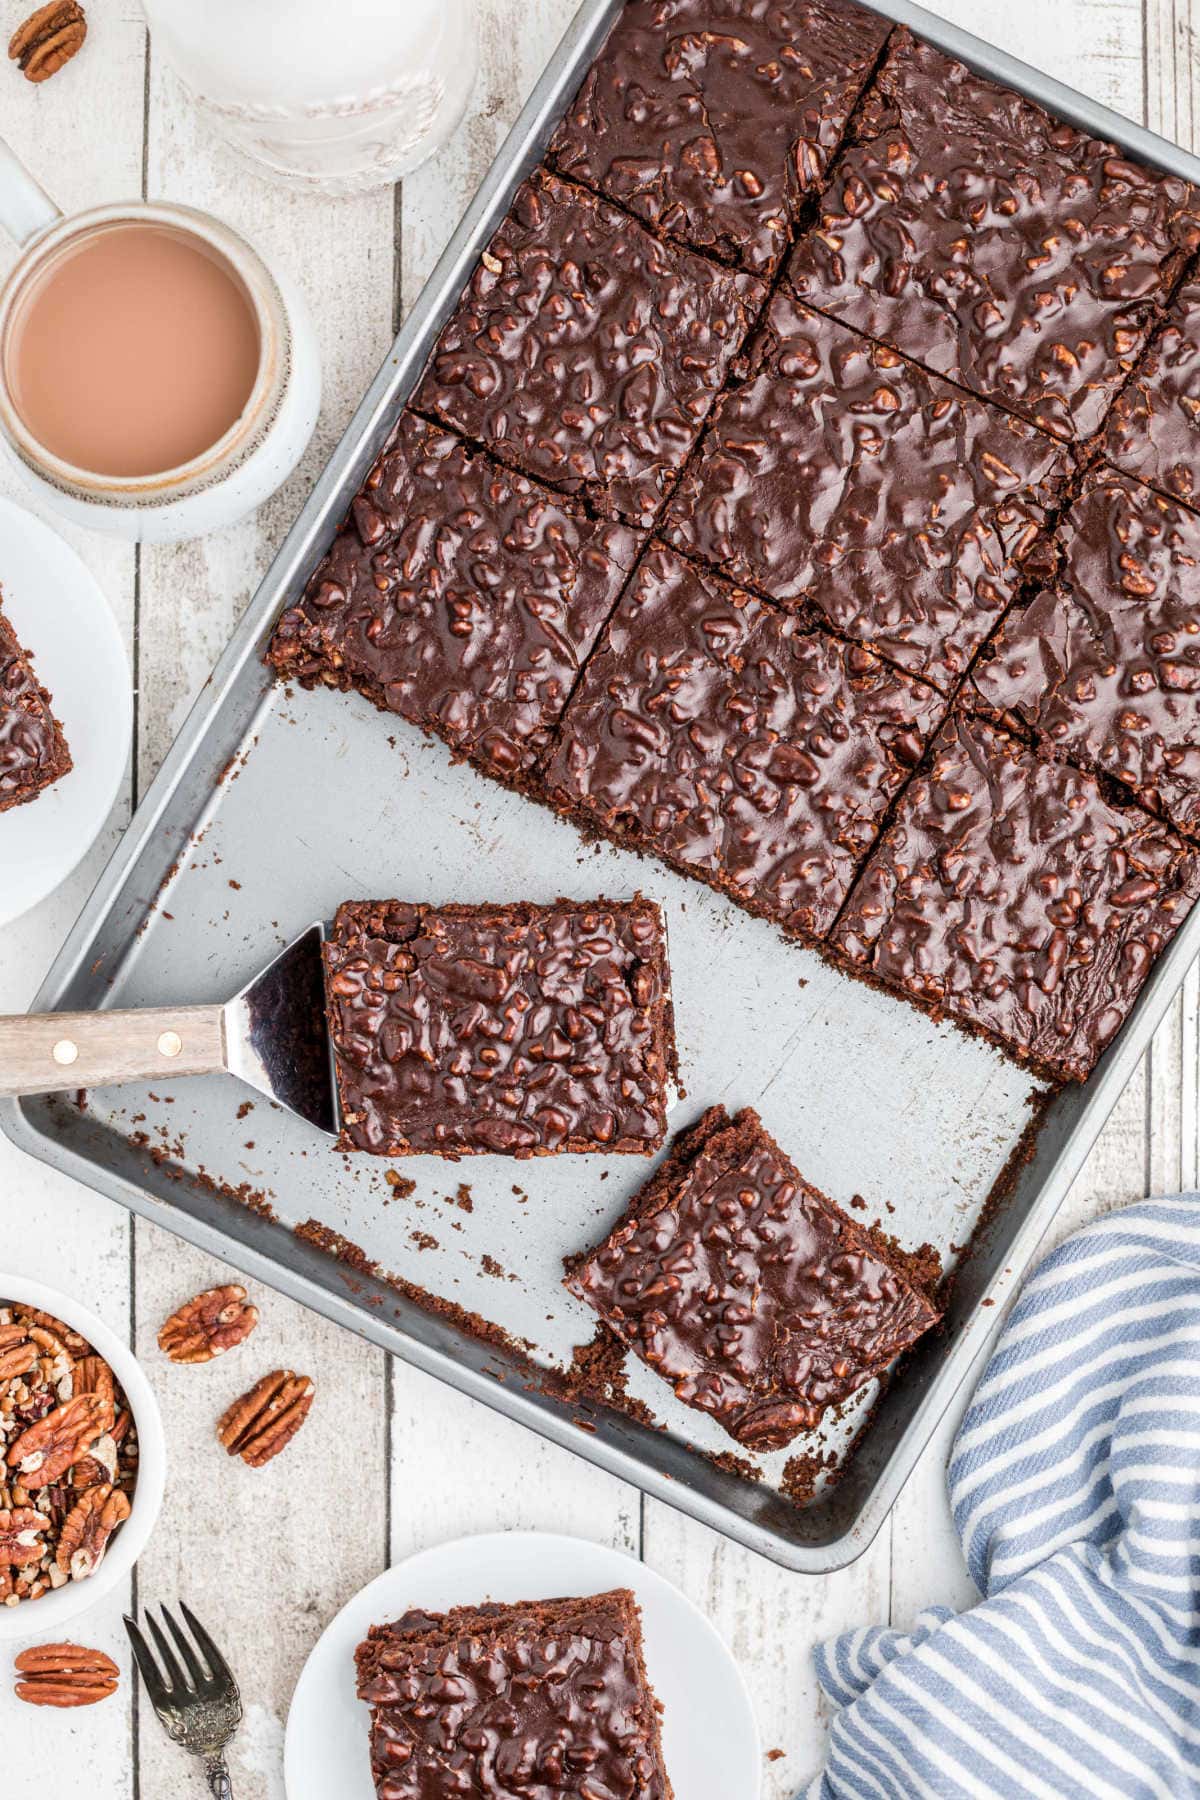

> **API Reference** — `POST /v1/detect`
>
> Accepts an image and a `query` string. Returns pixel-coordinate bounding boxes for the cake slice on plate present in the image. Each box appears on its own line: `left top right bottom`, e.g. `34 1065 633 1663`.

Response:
355 1588 673 1798
0 592 71 813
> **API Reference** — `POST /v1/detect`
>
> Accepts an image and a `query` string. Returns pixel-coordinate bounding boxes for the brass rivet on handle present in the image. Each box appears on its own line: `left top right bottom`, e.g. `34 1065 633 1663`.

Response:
51 1038 78 1066
158 1031 183 1058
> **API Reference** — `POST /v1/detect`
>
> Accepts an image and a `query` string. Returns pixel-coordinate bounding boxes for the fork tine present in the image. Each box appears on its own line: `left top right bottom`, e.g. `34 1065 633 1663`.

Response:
146 1608 189 1697
160 1604 207 1690
123 1615 171 1710
179 1602 238 1695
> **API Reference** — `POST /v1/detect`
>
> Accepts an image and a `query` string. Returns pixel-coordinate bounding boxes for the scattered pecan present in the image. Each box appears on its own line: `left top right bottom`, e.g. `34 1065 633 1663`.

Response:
0 1507 47 1568
158 1284 259 1364
218 1369 314 1468
14 1642 119 1707
7 1392 113 1489
56 1483 130 1580
8 1 86 82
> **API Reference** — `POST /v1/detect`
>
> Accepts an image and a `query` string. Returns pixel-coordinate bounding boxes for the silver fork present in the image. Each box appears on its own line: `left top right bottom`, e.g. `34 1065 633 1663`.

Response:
124 1603 243 1799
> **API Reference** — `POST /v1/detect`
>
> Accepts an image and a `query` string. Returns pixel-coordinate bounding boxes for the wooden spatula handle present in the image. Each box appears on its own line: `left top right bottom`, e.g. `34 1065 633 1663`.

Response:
0 1005 226 1097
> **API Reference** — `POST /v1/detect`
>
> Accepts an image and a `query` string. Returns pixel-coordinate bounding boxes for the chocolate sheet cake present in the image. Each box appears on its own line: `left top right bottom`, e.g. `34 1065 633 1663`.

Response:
356 1588 674 1799
324 897 676 1157
268 2 1200 1087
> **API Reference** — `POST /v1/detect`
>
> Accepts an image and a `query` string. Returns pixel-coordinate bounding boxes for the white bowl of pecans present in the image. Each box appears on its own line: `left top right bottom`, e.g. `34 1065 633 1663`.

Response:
0 1274 166 1641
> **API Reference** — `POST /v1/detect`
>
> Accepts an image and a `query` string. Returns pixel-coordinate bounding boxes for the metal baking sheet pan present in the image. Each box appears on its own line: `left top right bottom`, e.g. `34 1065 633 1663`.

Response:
6 0 1200 1573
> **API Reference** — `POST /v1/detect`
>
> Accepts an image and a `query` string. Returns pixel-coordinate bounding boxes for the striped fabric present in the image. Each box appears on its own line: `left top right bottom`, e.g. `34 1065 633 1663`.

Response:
805 1195 1200 1799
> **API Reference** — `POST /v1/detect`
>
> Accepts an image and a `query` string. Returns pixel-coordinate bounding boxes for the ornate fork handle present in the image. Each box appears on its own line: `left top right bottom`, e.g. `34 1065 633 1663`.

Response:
204 1756 234 1799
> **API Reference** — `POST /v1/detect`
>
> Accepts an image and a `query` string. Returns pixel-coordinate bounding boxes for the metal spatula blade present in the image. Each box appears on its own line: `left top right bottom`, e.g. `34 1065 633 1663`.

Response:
0 921 340 1137
223 923 338 1135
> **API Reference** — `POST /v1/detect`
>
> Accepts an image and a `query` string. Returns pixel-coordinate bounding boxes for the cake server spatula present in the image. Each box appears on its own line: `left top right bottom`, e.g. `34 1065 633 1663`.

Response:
0 922 339 1135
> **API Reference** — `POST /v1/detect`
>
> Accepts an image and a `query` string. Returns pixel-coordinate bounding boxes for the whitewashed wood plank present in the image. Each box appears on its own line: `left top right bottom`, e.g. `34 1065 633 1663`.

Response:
388 1369 639 1556
0 952 136 1797
934 0 1145 116
131 1231 386 1800
1180 963 1200 1192
643 1508 891 1797
1145 0 1200 151
1144 0 1200 1211
0 10 146 1792
129 48 396 1800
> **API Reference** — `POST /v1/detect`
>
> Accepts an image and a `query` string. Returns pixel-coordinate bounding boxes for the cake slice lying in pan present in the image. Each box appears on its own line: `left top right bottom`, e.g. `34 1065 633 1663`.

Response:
0 591 72 813
567 1105 940 1451
324 897 676 1158
355 1588 674 1799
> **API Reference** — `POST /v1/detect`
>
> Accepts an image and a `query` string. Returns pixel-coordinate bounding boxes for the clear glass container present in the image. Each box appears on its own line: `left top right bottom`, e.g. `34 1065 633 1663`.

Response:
141 0 478 194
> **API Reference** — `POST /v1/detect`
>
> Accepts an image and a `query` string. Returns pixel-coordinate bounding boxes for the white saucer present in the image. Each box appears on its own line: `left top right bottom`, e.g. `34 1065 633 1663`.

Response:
285 1530 761 1800
0 496 130 925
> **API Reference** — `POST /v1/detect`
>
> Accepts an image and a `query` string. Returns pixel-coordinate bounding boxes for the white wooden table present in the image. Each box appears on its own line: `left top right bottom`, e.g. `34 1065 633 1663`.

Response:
2 2 1197 1792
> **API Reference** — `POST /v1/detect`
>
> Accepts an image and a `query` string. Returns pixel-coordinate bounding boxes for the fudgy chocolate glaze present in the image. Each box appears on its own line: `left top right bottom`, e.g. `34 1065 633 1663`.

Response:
971 469 1200 836
546 545 944 940
266 414 641 782
356 1592 672 1800
833 713 1200 1080
414 167 764 527
568 1105 940 1451
663 292 1070 691
789 28 1200 440
324 898 675 1158
549 0 889 276
0 600 71 813
1103 278 1200 505
264 9 1200 1092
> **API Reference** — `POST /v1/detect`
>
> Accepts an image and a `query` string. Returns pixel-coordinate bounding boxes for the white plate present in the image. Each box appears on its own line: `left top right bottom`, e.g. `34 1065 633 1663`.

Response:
285 1530 761 1799
0 496 130 925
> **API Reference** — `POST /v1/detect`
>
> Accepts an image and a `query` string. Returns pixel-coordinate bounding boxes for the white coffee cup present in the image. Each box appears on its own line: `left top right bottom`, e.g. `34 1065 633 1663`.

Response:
0 139 321 543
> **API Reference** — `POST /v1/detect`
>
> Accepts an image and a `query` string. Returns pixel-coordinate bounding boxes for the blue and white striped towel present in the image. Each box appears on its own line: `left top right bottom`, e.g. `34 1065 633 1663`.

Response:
806 1194 1200 1799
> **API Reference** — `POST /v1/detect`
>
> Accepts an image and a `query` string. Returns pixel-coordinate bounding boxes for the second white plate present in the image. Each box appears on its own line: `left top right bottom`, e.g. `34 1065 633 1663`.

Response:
0 495 130 926
285 1530 761 1799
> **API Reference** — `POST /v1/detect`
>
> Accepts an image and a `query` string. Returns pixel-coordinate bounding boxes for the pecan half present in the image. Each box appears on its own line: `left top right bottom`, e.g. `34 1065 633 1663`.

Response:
218 1369 314 1467
14 1642 119 1707
71 1431 118 1490
0 1325 37 1384
158 1285 259 1364
0 1507 48 1569
28 1325 74 1391
71 1355 114 1405
56 1483 130 1580
8 1 86 82
7 1393 113 1489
